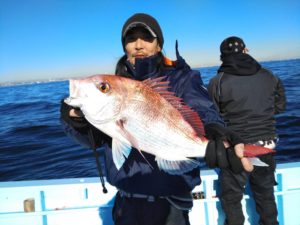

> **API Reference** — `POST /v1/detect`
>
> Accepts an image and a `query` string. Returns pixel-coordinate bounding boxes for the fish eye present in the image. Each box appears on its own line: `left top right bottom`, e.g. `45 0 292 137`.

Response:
97 82 110 93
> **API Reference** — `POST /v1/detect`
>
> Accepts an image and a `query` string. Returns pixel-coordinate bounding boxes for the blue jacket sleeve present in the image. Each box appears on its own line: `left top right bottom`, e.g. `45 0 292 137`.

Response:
181 70 224 126
60 119 94 149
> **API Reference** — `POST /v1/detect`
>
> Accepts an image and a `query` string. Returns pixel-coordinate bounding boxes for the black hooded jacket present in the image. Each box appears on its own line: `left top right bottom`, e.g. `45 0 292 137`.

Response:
208 53 286 143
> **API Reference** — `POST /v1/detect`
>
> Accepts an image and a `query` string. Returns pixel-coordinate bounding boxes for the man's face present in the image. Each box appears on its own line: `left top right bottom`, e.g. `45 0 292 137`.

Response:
124 27 161 65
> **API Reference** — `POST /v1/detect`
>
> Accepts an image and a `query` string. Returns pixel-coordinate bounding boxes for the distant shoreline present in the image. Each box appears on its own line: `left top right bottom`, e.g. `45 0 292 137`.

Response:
1 58 299 87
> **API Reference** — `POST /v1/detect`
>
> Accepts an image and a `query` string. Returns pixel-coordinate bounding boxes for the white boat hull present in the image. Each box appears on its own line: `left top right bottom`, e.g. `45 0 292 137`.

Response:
1 162 300 225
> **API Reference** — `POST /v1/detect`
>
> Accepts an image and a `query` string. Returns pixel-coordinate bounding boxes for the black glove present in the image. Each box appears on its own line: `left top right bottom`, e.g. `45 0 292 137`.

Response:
204 123 243 146
258 153 276 172
205 139 229 169
227 147 244 173
204 123 244 173
60 99 90 132
60 99 112 147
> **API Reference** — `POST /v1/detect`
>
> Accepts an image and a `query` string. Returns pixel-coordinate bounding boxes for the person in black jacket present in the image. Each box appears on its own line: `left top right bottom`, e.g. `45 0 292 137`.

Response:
61 15 253 225
208 36 286 225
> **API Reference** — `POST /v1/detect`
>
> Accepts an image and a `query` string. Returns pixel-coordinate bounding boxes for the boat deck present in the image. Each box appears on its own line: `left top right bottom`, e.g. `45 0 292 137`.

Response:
1 162 300 225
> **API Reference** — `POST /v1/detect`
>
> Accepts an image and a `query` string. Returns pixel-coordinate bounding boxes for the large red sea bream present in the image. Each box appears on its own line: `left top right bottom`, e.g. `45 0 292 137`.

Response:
65 75 274 174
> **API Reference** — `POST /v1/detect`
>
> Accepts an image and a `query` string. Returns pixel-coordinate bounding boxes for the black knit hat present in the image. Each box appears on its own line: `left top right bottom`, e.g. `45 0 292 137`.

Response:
121 13 164 50
220 36 246 55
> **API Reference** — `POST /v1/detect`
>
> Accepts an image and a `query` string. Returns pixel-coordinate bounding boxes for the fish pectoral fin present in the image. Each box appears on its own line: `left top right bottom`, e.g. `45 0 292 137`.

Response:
247 157 269 167
156 157 200 175
112 138 132 170
116 118 140 149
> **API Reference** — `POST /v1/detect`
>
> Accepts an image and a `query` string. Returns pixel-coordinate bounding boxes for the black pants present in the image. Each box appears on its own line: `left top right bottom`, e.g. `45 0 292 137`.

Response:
219 161 278 225
112 192 190 225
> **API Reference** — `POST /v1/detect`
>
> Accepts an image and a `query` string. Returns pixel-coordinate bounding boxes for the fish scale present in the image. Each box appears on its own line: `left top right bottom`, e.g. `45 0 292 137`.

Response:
121 104 206 160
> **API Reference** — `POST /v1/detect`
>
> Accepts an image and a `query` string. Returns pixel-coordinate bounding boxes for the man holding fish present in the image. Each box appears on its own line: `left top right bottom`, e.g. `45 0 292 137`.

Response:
61 13 272 225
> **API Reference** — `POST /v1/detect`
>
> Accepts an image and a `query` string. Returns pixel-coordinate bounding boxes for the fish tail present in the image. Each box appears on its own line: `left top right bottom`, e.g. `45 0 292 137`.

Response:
247 157 270 167
244 144 275 157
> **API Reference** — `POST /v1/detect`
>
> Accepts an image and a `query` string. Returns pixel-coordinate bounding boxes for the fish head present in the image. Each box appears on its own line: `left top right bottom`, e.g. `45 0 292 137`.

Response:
65 74 127 124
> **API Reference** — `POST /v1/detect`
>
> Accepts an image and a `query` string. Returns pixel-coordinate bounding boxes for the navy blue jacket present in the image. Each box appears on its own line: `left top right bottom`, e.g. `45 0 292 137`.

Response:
62 46 223 196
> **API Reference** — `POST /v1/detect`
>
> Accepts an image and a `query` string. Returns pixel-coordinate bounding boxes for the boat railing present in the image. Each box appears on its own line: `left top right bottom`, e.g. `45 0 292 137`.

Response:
1 162 300 225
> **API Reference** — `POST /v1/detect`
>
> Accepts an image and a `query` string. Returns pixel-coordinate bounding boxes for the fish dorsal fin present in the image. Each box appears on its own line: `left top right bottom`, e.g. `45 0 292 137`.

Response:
142 77 205 137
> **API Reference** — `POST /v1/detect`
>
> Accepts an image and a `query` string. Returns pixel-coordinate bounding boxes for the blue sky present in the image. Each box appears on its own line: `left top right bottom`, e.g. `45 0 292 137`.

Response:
1 0 300 83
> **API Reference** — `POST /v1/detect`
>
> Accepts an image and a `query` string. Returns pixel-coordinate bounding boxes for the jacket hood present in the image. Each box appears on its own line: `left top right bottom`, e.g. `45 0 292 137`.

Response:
218 53 261 76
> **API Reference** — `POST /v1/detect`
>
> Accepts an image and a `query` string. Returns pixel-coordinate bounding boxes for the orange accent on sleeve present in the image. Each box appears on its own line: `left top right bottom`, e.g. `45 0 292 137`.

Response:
163 57 177 67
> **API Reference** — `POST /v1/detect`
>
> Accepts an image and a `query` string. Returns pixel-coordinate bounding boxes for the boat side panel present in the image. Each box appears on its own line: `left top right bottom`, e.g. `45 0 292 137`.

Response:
1 162 300 225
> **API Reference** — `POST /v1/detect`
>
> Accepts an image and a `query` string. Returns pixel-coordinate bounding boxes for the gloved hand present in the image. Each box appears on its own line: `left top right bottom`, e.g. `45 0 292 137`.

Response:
204 123 243 146
60 99 90 132
258 153 276 172
204 123 244 173
226 147 244 173
60 99 112 148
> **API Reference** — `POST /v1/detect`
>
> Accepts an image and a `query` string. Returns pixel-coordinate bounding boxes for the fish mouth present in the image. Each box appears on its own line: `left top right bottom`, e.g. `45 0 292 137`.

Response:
64 97 83 108
64 96 118 124
64 97 72 104
69 79 80 98
65 79 84 108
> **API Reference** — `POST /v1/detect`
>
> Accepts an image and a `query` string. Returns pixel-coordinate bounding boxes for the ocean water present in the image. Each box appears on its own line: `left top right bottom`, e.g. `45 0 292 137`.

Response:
0 59 299 181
